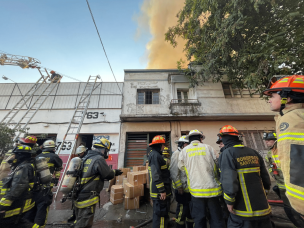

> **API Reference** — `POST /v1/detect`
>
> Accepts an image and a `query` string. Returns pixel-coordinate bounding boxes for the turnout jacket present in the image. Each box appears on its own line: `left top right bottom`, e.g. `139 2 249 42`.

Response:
75 150 115 208
148 148 171 199
275 103 304 215
178 140 222 198
265 142 285 190
0 159 36 218
170 149 189 192
219 145 271 219
37 148 63 186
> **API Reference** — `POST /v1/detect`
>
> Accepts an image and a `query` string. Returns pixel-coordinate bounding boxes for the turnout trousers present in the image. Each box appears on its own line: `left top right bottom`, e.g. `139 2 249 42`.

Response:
190 196 225 228
152 198 171 228
74 204 96 228
23 190 52 227
279 188 304 228
227 215 272 228
175 190 193 228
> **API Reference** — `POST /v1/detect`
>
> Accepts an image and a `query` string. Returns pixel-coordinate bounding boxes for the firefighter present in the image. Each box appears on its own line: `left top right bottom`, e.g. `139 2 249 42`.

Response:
50 70 61 82
263 132 304 227
24 139 63 227
218 125 272 228
162 147 171 167
67 145 88 224
0 136 37 189
263 75 304 218
73 138 122 228
0 145 36 228
178 130 225 228
170 136 193 228
216 136 224 149
148 135 172 228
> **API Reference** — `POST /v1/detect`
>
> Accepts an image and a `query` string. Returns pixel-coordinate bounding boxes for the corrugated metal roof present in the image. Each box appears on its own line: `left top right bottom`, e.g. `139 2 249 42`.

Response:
88 95 100 108
11 83 35 95
52 96 77 109
34 83 59 96
0 96 10 109
99 95 122 108
100 82 123 95
0 84 15 95
56 82 80 95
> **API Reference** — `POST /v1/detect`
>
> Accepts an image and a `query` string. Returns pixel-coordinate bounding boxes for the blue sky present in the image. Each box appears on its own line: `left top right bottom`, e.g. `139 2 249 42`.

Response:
0 0 150 83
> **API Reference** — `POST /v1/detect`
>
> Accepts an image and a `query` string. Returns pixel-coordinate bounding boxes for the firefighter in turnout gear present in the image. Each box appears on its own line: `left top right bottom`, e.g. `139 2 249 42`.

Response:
73 138 122 228
263 132 304 227
0 136 37 190
170 136 193 228
23 139 63 227
218 125 272 228
179 130 225 228
264 75 304 218
0 145 36 227
148 135 172 228
162 147 171 167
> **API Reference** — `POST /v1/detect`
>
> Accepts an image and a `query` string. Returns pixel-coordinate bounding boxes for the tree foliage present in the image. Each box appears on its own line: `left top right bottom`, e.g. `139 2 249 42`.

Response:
165 0 304 94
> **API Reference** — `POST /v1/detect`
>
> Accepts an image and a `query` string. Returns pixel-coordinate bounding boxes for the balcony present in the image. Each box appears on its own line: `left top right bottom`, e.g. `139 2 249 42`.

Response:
170 99 201 115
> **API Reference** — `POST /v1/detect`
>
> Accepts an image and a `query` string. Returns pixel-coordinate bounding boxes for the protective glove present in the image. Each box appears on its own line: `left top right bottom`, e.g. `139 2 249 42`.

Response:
114 169 123 176
177 187 184 195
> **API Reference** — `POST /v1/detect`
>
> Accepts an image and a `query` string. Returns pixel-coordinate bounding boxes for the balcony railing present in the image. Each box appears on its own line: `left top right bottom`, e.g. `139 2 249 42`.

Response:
171 99 200 104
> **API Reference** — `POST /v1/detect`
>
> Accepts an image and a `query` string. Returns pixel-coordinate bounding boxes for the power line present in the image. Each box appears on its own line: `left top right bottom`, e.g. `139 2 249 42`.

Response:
85 0 123 94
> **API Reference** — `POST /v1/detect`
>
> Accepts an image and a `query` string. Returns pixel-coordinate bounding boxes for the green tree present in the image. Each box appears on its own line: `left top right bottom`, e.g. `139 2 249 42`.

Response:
165 0 304 94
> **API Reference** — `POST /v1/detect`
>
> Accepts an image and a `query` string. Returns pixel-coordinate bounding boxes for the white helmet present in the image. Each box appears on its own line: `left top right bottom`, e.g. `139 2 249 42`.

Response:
76 145 87 155
43 140 56 148
175 136 189 144
185 129 206 140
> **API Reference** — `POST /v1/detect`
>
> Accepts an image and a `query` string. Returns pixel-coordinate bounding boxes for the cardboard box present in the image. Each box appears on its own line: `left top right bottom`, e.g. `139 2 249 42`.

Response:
138 170 148 183
120 168 131 176
124 196 140 209
110 185 124 205
146 162 149 169
133 166 146 172
127 172 146 186
115 175 126 185
123 177 128 187
124 183 144 198
107 176 116 192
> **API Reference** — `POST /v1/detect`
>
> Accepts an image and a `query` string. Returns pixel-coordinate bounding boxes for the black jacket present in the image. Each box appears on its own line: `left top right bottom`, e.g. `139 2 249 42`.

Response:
37 148 63 174
219 145 271 220
0 159 36 218
75 150 115 208
148 148 171 199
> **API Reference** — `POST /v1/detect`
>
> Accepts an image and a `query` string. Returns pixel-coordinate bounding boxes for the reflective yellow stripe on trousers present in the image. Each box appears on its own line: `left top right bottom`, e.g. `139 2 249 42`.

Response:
75 196 99 208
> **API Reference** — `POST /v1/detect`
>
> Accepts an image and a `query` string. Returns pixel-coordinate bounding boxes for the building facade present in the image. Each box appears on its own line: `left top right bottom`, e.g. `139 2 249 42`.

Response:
0 81 123 169
119 69 276 168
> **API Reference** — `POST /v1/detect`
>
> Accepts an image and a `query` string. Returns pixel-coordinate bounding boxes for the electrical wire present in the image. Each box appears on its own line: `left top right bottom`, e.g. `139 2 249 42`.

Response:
85 0 122 94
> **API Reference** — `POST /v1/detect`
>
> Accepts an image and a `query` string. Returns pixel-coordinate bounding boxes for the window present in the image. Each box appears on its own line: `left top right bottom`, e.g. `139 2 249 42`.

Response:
222 83 259 98
177 89 189 103
137 89 160 104
240 130 268 157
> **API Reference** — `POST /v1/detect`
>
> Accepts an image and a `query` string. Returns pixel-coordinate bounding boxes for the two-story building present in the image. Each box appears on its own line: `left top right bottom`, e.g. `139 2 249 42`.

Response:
118 69 275 168
0 81 123 169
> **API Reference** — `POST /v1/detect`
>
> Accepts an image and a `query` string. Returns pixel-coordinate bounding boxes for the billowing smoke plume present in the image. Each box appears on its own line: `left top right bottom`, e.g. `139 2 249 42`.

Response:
135 0 186 69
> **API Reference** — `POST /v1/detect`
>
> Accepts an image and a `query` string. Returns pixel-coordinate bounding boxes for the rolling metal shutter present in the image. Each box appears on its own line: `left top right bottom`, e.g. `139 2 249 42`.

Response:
125 133 148 167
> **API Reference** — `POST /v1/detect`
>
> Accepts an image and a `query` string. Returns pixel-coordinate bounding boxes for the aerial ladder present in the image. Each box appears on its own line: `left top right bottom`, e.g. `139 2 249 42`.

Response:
0 51 61 137
54 75 101 200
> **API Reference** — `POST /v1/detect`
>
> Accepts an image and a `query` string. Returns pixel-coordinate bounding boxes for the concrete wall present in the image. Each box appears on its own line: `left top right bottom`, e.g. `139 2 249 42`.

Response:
118 120 275 168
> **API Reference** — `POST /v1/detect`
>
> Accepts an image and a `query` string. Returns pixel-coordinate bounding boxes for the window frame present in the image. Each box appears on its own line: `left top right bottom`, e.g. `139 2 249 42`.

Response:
137 89 160 105
222 83 259 98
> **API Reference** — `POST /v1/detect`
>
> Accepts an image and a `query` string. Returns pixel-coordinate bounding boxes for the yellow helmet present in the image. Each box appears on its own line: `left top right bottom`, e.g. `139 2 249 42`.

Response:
162 147 170 155
13 145 33 154
93 138 111 150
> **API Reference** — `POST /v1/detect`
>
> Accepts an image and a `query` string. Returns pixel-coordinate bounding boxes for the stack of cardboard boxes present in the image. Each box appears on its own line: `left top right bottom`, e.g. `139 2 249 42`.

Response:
109 166 150 210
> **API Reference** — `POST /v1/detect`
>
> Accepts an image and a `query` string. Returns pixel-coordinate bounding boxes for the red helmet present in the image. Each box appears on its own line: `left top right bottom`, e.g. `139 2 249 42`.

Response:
50 70 55 74
19 135 37 145
219 125 240 136
263 75 304 96
149 135 166 146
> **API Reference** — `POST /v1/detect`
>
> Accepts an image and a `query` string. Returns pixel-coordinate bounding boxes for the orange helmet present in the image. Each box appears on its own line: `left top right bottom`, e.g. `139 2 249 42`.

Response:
19 135 37 145
50 70 55 74
263 75 304 96
219 125 240 136
149 135 165 146
263 75 304 115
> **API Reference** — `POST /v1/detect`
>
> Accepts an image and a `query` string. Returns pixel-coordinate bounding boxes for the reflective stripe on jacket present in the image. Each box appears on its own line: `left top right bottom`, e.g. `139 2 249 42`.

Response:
219 145 271 219
178 140 222 198
170 149 189 192
275 103 304 215
148 148 171 199
264 143 285 189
